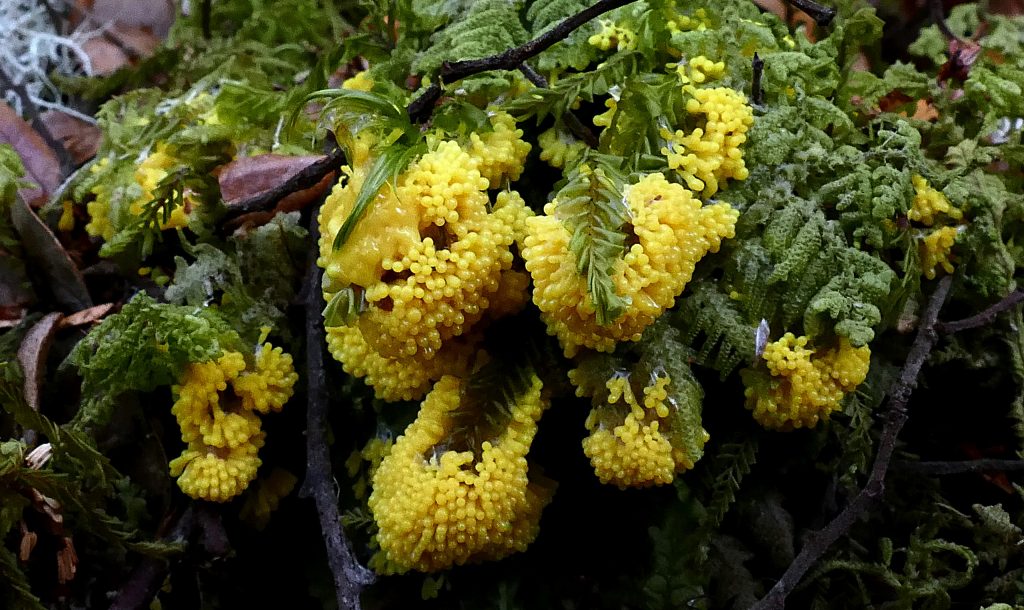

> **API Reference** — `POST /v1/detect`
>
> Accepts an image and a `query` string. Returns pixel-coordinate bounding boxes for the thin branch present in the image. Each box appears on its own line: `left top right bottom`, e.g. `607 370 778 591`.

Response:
937 289 1024 334
408 0 637 123
893 458 1024 475
929 0 961 43
517 63 600 148
784 0 836 27
751 275 953 610
298 201 374 610
200 0 213 40
751 53 764 106
109 506 195 610
225 146 346 217
0 66 75 178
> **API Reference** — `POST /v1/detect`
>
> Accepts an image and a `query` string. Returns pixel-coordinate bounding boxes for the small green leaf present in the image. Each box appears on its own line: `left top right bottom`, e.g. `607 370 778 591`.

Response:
322 286 366 327
332 142 424 250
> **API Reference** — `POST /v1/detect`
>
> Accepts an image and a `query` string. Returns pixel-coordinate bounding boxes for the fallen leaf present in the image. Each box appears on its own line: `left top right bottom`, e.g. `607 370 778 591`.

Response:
17 312 63 412
11 193 93 311
0 102 61 207
219 154 330 206
912 98 940 121
81 38 131 75
79 0 176 38
57 537 78 584
58 303 114 329
19 522 37 562
39 111 101 165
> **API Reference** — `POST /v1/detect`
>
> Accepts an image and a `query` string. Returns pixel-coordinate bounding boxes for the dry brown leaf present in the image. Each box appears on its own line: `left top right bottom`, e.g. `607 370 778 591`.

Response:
19 522 37 562
57 537 78 584
11 194 93 311
39 111 101 165
17 312 63 412
58 303 114 329
80 0 176 38
912 99 940 121
81 38 131 75
219 154 329 205
0 102 61 207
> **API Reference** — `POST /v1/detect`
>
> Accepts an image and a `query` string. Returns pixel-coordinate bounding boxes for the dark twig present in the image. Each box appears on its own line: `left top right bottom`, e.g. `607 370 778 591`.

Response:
752 276 953 610
298 202 374 610
0 66 75 178
225 146 346 216
109 506 196 610
784 0 836 27
751 53 764 106
200 0 213 39
893 458 1024 475
517 63 600 148
408 0 637 122
937 289 1024 335
929 0 961 42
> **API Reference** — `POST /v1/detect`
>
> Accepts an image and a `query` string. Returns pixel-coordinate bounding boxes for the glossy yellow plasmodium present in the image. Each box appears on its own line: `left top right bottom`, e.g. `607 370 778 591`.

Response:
910 175 962 227
920 226 961 280
318 136 533 401
661 87 754 197
341 70 373 92
669 56 725 86
168 344 297 502
85 145 197 240
666 7 710 33
522 172 738 357
538 127 587 169
909 175 964 279
368 375 553 573
467 111 532 187
579 371 706 489
742 333 870 431
588 19 636 51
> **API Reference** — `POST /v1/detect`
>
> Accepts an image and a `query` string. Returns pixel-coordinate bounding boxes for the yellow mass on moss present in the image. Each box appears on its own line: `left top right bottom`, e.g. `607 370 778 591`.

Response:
168 344 297 502
661 86 754 197
742 334 870 431
580 371 706 489
522 172 738 357
368 375 553 573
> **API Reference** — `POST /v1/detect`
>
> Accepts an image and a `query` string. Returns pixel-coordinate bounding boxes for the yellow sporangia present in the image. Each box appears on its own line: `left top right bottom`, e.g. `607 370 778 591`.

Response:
910 175 962 227
522 172 738 357
661 86 754 196
588 19 637 51
466 111 532 188
537 127 586 169
341 70 374 92
741 333 870 431
325 324 480 402
579 371 707 489
318 137 534 400
168 344 297 502
920 225 960 280
86 145 197 241
669 55 725 86
592 97 618 129
368 375 553 573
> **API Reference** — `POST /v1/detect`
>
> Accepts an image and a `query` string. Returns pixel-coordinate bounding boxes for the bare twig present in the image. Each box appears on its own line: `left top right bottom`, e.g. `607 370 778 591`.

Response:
0 66 75 177
937 289 1024 335
929 0 961 43
408 0 638 123
109 506 196 610
225 146 346 217
200 0 213 39
784 0 836 27
751 53 764 106
893 458 1024 475
517 63 600 148
751 276 953 610
298 201 374 610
